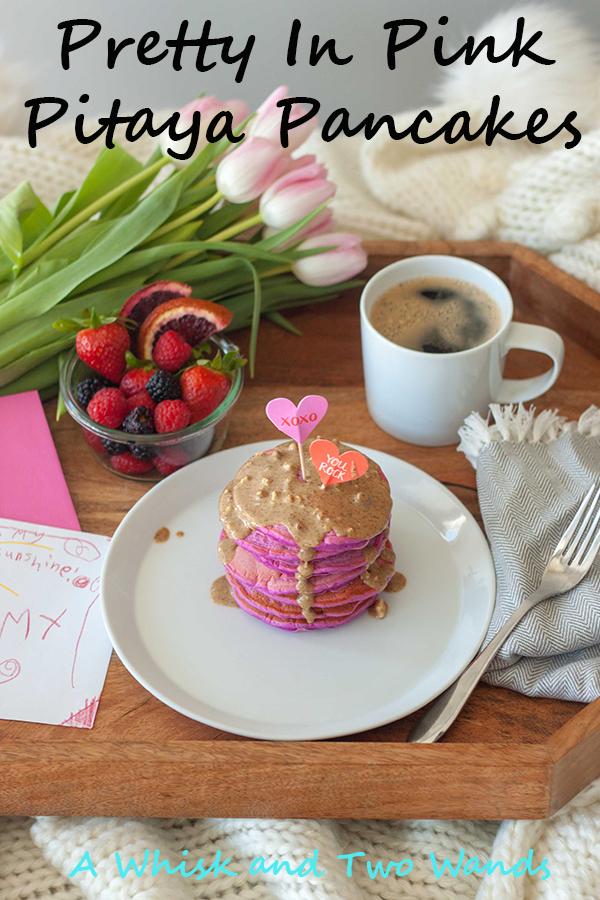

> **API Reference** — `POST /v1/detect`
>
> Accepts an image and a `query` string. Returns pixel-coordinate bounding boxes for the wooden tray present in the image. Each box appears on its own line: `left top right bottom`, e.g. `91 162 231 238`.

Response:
2 241 600 821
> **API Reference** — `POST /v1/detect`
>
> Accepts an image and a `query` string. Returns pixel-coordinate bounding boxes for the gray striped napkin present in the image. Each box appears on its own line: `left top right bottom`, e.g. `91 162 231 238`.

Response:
458 404 600 702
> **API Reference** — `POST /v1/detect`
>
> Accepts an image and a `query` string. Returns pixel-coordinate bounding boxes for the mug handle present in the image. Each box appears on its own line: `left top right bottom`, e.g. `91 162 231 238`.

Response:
495 323 565 403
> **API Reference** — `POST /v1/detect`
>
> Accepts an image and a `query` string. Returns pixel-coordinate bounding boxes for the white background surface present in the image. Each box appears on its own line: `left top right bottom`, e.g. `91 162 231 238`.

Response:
4 0 600 123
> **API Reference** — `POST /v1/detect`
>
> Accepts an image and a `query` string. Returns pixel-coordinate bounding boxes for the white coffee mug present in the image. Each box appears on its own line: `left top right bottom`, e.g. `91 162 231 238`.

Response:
360 255 565 446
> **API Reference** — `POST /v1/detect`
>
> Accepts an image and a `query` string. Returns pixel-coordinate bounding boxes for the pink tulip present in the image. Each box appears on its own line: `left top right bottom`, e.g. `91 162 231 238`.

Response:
292 233 367 286
263 208 335 249
160 95 248 163
277 160 328 182
216 137 287 204
284 154 318 172
256 85 289 118
250 85 317 152
179 95 248 127
259 163 335 229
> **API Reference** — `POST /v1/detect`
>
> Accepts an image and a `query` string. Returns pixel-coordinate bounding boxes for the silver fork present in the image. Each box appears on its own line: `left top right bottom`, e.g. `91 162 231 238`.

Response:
408 484 600 744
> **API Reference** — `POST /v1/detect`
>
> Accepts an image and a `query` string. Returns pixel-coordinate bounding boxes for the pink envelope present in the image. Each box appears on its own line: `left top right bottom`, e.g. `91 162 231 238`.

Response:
0 391 79 531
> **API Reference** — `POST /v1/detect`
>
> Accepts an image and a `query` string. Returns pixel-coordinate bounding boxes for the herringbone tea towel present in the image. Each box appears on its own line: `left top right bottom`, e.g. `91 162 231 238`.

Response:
457 404 600 702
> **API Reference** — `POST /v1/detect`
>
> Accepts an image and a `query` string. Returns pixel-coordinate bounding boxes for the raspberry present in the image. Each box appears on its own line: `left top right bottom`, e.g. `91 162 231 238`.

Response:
154 457 184 476
146 370 182 402
82 428 107 454
110 453 154 475
102 438 129 455
77 375 110 408
120 368 155 397
126 390 156 412
122 406 155 435
87 387 128 428
152 330 193 373
154 399 191 434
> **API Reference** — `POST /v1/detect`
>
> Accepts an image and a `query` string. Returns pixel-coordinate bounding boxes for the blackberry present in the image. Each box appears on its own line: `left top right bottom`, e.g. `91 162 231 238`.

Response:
101 437 128 455
77 375 109 408
122 406 155 435
146 370 181 402
131 443 156 461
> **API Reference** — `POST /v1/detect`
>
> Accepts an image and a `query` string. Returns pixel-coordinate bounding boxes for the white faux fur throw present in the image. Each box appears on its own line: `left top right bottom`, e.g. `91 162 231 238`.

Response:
302 5 600 292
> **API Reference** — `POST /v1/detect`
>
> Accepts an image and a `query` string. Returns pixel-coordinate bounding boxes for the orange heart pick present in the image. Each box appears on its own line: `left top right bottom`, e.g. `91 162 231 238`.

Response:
309 440 368 487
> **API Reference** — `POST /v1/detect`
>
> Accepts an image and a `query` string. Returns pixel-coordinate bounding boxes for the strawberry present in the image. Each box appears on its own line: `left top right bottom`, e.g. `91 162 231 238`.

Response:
152 330 193 373
154 457 185 476
154 399 191 434
76 322 129 382
120 367 155 397
180 367 230 423
110 453 154 475
87 388 128 429
126 389 156 412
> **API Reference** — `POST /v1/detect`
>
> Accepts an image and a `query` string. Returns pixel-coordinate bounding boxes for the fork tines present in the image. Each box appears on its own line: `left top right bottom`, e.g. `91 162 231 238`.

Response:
558 484 600 568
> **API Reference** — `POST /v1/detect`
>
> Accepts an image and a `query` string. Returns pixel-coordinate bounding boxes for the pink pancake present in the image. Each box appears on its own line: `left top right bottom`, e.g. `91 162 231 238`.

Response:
224 549 394 631
229 528 389 574
225 541 386 597
228 575 378 631
240 522 389 558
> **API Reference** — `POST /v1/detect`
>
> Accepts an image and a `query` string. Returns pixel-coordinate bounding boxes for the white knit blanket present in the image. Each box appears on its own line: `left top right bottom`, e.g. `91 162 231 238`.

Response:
0 778 599 900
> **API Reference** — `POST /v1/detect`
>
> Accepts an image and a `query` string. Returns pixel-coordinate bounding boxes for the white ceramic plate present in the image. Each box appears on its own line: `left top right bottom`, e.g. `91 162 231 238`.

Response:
101 441 495 740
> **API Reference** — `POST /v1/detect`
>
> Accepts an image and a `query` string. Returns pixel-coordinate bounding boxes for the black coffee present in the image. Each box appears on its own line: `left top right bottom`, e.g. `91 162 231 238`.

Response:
369 276 502 353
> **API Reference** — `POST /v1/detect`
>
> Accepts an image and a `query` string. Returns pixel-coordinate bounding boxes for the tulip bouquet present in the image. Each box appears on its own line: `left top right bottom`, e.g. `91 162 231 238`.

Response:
0 86 366 396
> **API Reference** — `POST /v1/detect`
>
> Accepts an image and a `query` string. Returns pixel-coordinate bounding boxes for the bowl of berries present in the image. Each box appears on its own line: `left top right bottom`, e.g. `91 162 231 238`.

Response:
58 282 245 481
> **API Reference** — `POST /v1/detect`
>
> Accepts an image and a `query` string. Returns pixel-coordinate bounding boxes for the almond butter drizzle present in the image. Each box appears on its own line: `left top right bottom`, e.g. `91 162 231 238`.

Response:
361 556 396 592
210 575 238 607
363 545 378 565
369 598 388 619
387 571 407 592
217 538 237 565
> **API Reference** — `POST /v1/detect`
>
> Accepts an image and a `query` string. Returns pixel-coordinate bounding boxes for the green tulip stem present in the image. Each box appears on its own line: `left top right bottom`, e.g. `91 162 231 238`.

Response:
208 212 264 243
148 190 223 241
260 264 293 278
164 211 265 272
21 157 172 269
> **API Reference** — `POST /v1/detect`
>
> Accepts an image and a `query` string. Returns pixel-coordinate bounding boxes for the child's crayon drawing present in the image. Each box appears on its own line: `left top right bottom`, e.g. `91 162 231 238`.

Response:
0 517 112 728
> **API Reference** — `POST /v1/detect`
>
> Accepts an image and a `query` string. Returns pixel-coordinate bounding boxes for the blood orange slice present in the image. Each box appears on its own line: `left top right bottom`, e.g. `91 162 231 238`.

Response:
137 298 233 360
120 281 193 344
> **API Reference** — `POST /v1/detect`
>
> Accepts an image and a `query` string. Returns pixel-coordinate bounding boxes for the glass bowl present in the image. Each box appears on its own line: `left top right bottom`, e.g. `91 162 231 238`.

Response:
59 334 244 481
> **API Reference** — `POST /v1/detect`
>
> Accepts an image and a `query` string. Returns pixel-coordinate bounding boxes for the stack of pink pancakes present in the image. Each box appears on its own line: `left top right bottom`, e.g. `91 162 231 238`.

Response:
215 440 395 631
219 524 395 630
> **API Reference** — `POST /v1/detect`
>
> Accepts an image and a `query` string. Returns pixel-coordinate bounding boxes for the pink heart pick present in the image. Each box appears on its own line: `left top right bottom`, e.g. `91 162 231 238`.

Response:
265 395 328 443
